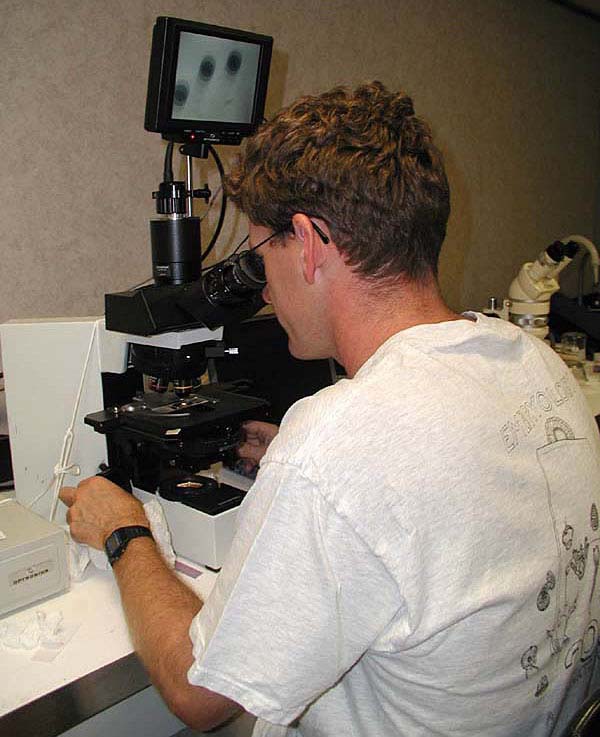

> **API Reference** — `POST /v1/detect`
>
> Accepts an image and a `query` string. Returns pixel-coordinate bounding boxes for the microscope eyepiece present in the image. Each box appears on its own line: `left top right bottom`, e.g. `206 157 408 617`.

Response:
202 250 266 306
232 249 266 289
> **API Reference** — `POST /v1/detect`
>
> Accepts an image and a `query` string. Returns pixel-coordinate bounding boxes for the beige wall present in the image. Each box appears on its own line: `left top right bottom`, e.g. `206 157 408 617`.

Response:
0 0 599 326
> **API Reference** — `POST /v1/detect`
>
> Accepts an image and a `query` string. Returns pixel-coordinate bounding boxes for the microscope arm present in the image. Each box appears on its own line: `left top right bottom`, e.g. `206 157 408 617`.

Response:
562 234 599 287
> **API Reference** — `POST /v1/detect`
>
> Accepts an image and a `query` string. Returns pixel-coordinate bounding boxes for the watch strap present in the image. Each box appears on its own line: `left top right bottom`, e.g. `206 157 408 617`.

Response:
104 525 153 567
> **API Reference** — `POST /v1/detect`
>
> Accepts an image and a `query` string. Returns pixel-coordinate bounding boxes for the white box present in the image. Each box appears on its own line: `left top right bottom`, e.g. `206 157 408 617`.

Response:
134 468 252 570
0 317 128 522
135 487 239 570
0 499 69 617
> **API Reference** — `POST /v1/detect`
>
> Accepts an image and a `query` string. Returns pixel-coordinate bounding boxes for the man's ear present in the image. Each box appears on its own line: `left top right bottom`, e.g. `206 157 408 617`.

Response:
291 213 327 285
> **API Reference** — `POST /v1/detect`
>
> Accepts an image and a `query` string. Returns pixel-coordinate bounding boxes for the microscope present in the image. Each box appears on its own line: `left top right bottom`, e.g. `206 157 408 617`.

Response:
483 235 600 419
1 17 274 569
485 235 600 340
89 18 274 567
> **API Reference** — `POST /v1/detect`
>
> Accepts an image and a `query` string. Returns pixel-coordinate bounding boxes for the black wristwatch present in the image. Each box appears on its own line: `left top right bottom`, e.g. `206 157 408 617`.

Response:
104 525 153 567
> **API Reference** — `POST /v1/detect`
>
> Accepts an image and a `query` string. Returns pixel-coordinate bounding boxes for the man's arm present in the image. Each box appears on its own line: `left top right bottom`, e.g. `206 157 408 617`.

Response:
60 480 241 732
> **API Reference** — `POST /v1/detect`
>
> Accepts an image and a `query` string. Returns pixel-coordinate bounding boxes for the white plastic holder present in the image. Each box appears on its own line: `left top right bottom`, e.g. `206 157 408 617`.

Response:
133 467 252 570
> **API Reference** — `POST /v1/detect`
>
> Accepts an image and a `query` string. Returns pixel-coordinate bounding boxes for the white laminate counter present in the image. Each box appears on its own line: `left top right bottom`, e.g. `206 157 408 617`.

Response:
0 557 216 735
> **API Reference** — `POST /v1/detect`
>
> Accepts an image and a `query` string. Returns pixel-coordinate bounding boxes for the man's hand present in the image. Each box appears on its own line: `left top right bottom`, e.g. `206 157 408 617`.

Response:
60 477 149 550
237 420 279 470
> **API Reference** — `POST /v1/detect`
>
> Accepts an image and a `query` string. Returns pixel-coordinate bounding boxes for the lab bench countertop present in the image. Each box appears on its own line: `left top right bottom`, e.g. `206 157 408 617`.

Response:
0 558 216 736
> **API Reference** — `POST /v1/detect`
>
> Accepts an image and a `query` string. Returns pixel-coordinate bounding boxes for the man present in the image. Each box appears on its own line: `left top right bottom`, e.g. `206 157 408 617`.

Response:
61 81 600 736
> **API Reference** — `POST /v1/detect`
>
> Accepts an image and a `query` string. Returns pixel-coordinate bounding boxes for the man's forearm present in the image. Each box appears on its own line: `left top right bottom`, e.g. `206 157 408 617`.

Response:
59 477 241 730
112 537 240 729
113 537 201 696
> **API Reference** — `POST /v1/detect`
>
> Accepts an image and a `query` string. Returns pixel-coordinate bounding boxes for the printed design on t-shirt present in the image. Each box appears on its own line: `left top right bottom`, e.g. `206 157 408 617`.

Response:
535 675 549 697
588 546 600 612
537 571 556 612
499 377 575 454
518 419 600 701
521 645 539 678
544 416 575 444
562 526 574 550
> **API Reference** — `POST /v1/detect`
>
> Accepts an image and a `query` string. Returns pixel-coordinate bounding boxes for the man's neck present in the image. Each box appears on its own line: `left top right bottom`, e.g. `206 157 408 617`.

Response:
329 274 464 377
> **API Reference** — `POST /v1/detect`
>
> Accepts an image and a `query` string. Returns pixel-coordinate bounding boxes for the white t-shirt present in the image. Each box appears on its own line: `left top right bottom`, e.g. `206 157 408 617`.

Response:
188 314 600 736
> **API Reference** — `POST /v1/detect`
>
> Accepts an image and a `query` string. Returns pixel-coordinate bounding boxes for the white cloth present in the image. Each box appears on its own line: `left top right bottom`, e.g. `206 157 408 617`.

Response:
0 611 65 650
66 498 175 578
188 314 600 736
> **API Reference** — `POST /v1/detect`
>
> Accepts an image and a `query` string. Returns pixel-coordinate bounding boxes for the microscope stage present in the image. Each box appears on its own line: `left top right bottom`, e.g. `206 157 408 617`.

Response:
85 385 268 439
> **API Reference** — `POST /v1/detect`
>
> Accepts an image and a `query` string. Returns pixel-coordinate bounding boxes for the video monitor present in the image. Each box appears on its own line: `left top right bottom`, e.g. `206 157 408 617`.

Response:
145 17 273 144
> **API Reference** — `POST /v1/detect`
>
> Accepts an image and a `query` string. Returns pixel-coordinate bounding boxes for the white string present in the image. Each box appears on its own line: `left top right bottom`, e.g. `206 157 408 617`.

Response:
49 321 99 520
27 321 99 520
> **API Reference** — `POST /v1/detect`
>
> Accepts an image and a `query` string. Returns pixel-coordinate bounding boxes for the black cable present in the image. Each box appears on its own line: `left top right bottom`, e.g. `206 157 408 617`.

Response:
199 234 249 274
163 140 174 183
124 142 175 293
550 0 600 23
125 276 154 291
201 144 227 262
578 252 590 307
231 234 249 256
199 184 223 222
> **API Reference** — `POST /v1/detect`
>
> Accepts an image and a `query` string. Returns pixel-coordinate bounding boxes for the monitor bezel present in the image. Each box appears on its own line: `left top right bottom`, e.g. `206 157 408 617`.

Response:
144 17 273 144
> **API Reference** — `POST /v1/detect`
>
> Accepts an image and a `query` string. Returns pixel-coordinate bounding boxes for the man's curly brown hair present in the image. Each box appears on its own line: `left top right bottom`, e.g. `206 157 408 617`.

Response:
226 81 450 281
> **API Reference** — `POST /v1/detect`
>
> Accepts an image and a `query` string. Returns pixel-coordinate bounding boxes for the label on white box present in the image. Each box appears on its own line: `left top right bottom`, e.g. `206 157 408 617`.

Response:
10 559 55 588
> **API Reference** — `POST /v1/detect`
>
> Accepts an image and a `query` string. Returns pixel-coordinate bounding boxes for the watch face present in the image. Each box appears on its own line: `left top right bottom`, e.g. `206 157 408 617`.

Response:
105 526 152 566
105 531 123 559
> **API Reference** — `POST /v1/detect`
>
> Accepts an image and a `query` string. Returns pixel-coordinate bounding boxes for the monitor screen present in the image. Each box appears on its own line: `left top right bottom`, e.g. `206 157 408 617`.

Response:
172 33 262 124
145 17 273 144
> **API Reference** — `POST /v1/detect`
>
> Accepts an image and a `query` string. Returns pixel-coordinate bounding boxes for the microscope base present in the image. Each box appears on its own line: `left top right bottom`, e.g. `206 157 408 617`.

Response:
134 470 252 570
